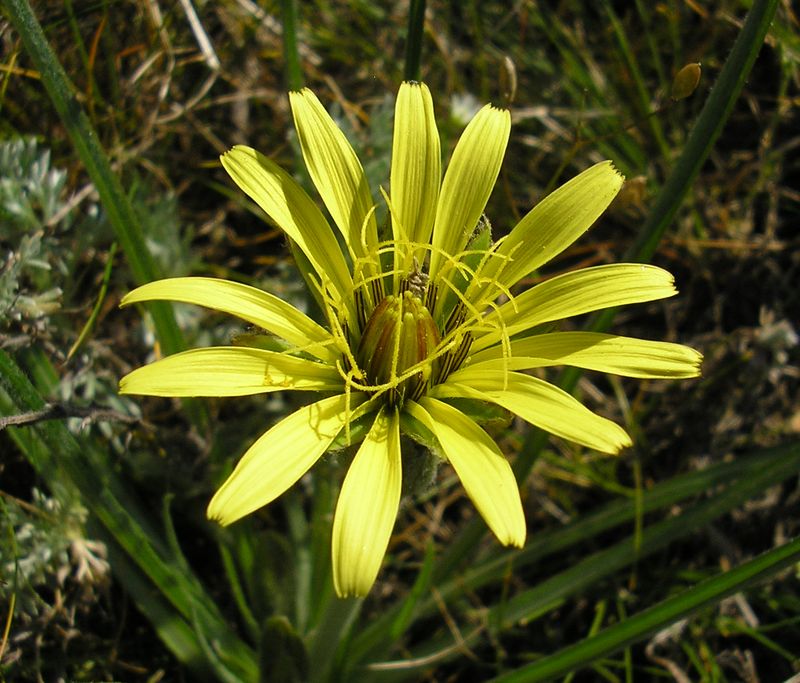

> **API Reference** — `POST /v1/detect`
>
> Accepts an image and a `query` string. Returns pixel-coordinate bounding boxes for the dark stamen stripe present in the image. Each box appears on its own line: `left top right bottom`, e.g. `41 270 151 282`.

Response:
452 332 473 370
408 375 427 402
425 281 438 312
354 288 368 331
371 276 385 308
436 350 454 384
443 301 467 335
435 331 473 384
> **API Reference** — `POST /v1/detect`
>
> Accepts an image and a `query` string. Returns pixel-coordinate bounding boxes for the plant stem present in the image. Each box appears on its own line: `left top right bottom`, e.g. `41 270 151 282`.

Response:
280 0 303 91
404 0 427 81
4 0 186 358
491 534 800 682
515 0 780 482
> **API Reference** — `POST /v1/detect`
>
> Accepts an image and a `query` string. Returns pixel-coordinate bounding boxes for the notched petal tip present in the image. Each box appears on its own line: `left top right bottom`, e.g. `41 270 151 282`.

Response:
610 429 634 454
206 497 234 526
221 144 253 161
504 533 526 549
487 102 511 115
680 348 704 378
674 344 704 373
287 86 313 98
606 159 626 184
288 87 315 103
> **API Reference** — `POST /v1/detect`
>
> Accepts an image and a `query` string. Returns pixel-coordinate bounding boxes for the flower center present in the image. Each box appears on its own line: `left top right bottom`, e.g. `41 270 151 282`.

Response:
356 290 440 406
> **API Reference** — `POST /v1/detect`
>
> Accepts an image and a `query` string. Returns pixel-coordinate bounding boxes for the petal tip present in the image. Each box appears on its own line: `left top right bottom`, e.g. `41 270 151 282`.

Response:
206 498 233 526
687 350 704 377
221 144 254 163
608 160 626 184
332 580 367 599
601 425 634 455
502 524 526 548
289 87 314 102
617 432 634 452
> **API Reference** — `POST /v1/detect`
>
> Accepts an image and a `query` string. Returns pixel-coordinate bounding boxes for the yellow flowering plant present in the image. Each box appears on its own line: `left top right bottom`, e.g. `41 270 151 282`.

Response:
119 82 701 598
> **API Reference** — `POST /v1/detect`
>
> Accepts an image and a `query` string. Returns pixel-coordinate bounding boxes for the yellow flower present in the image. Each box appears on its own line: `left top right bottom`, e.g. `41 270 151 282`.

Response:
119 82 701 598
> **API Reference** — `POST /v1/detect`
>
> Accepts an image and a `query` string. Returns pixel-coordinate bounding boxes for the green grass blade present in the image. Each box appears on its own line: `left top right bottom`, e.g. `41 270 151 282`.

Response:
355 441 800 678
490 535 800 682
3 0 185 358
345 443 797 666
0 349 258 680
67 241 117 362
514 0 780 499
602 0 669 159
94 523 208 672
628 0 780 261
308 597 362 683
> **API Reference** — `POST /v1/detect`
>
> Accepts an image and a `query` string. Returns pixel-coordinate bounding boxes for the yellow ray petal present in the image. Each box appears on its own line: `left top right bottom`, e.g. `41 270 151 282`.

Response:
463 332 703 379
390 82 441 261
121 276 337 362
477 162 624 292
332 408 401 598
429 104 510 280
208 393 371 525
119 347 343 397
289 89 378 265
220 146 353 314
432 372 631 454
473 264 677 352
407 398 526 546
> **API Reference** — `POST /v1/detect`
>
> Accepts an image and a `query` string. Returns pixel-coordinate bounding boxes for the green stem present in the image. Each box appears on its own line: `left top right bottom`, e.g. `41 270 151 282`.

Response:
491 535 800 682
280 0 303 91
4 0 186 358
515 0 780 483
403 0 426 81
628 0 779 261
365 440 800 677
345 442 797 667
0 349 257 680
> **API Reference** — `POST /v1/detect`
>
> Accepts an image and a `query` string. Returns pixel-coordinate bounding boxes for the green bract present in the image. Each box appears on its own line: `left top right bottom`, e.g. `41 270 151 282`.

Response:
120 82 702 598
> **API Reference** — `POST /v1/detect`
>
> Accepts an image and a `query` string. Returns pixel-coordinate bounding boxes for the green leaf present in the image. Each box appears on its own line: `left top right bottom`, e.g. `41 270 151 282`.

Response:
3 0 186 358
490 534 800 682
359 441 800 677
0 349 258 680
259 616 309 683
343 442 800 672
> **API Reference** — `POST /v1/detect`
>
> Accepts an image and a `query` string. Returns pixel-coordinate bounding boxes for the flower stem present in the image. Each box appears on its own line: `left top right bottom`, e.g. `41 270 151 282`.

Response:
404 0 427 82
4 0 186 358
514 0 780 483
628 0 779 262
491 533 800 682
280 0 304 91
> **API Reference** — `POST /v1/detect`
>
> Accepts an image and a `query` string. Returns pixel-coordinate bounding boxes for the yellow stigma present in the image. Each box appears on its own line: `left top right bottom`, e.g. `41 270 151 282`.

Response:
357 291 440 406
